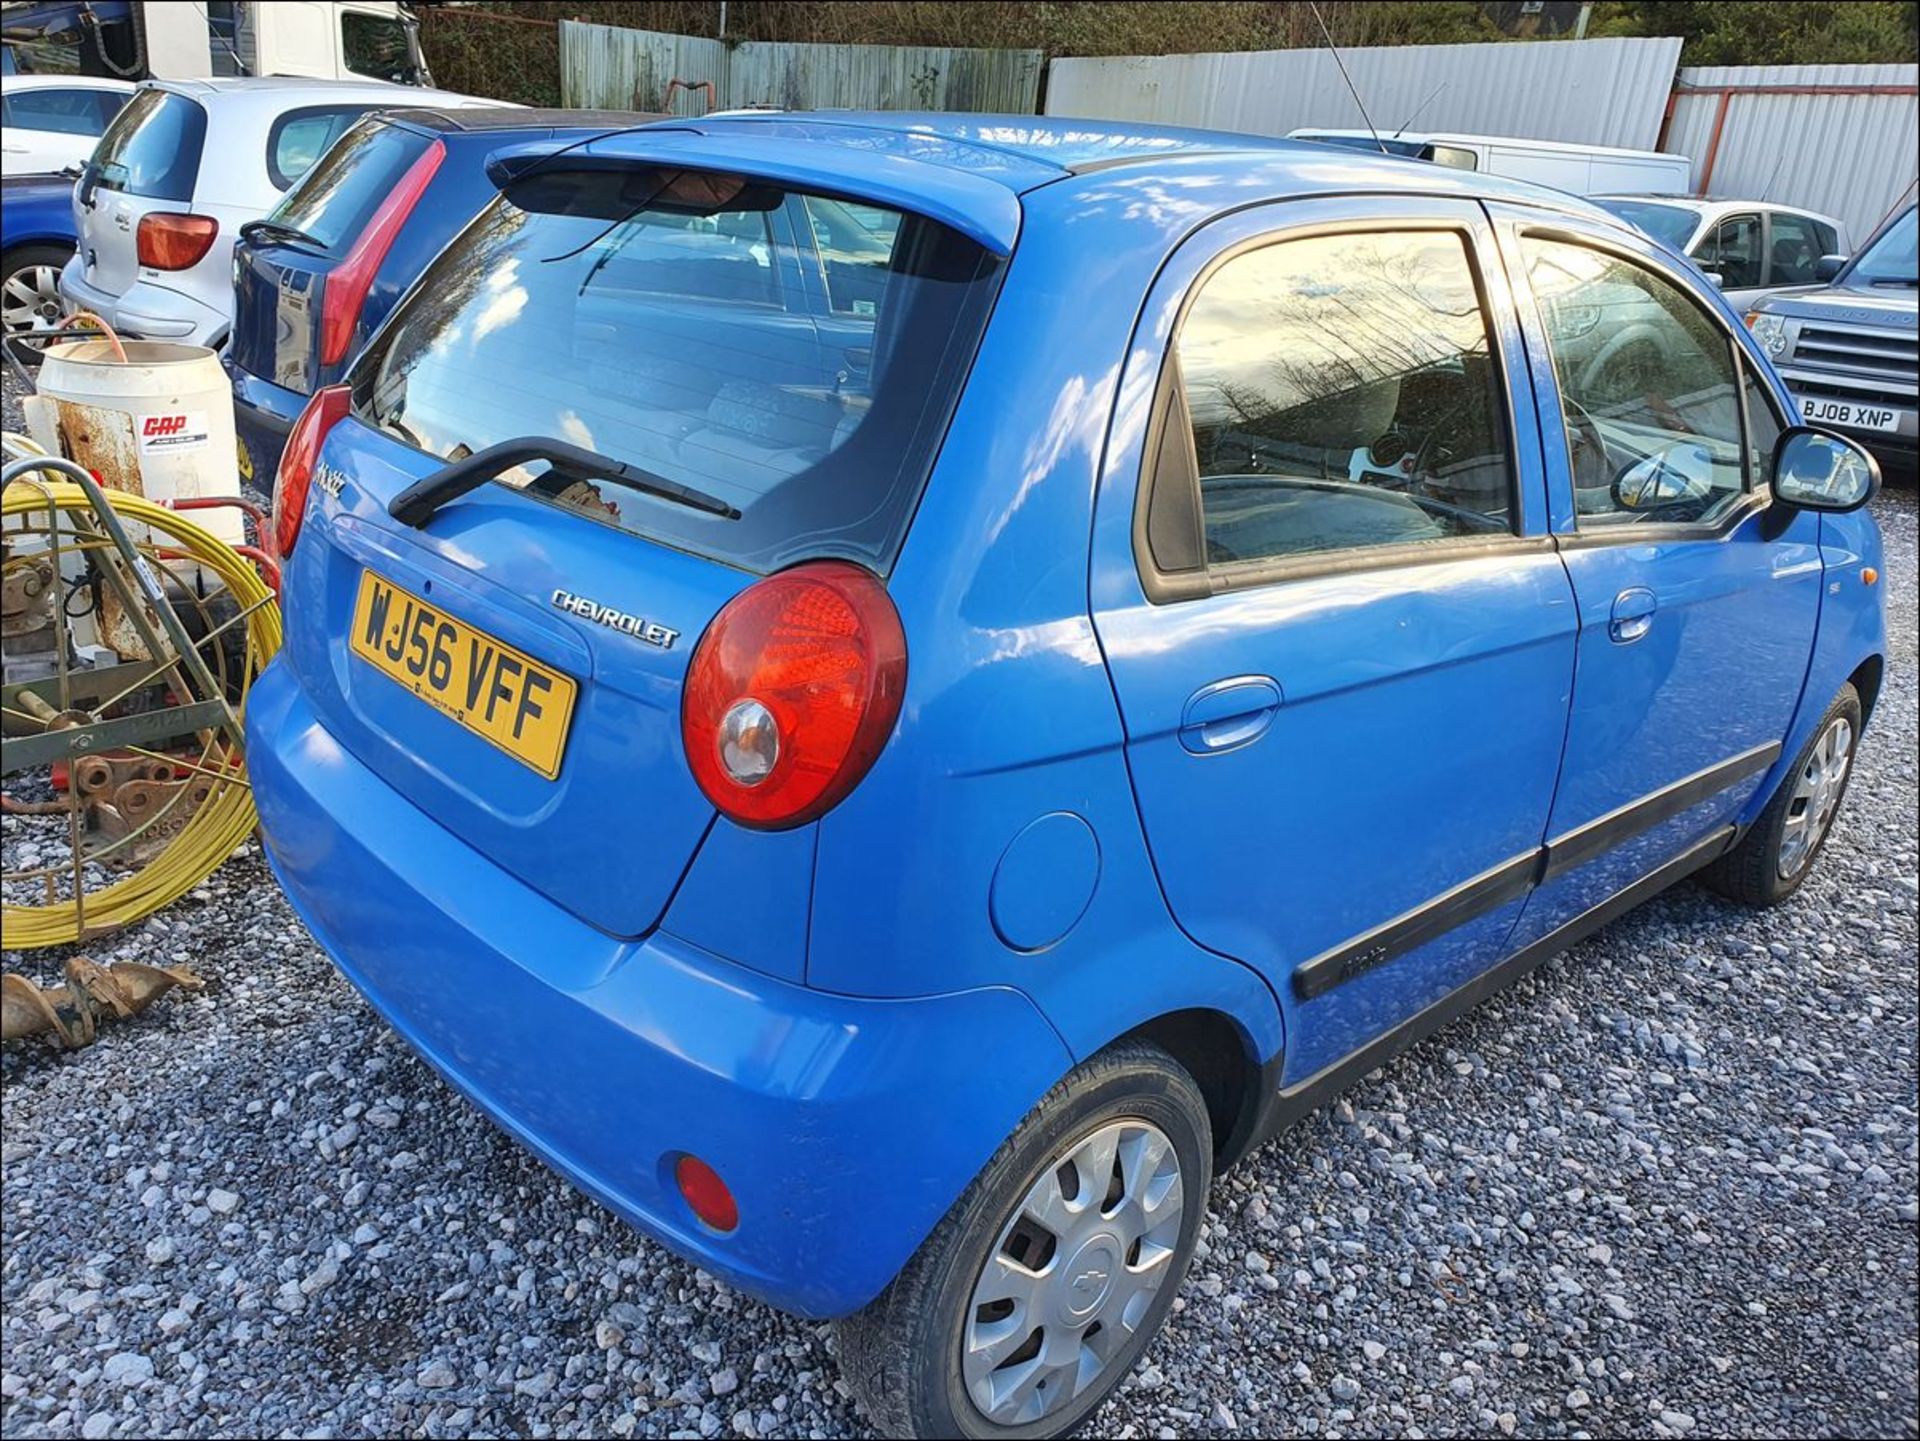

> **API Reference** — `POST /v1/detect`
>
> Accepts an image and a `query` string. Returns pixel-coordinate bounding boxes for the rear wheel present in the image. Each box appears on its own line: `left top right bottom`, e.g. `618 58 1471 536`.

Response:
836 1040 1211 1439
1702 684 1862 906
2 244 72 366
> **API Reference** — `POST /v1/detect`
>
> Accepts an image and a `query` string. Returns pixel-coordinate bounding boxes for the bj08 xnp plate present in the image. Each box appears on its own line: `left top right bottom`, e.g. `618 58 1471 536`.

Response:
350 571 577 779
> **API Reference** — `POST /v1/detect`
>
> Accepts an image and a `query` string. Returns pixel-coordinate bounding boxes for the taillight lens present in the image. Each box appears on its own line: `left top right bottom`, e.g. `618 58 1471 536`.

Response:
319 138 444 367
681 561 907 830
136 212 219 270
272 384 351 557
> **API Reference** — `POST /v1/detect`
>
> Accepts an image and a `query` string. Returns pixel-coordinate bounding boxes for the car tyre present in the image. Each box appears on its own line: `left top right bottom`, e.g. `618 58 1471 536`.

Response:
1702 684 1862 907
2 244 73 367
835 1039 1212 1440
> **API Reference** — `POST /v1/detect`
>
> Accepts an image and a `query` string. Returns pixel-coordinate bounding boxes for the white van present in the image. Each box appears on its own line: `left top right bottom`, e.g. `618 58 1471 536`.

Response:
1288 129 1693 196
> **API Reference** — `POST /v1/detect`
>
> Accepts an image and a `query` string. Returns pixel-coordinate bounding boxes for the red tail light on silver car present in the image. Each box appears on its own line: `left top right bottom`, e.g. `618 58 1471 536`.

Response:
272 384 351 557
136 213 219 270
681 562 907 829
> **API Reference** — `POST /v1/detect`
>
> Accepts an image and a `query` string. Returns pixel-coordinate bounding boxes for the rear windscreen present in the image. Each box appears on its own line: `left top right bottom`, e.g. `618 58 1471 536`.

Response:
351 165 1002 574
265 117 429 250
88 88 205 203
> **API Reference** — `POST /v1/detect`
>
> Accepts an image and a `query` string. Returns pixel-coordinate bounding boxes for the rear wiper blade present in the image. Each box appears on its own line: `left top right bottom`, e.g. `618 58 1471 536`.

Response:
239 218 325 251
389 437 740 527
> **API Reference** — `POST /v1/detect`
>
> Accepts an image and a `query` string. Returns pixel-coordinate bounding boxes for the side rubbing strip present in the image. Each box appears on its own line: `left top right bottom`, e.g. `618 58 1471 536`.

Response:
1292 849 1540 1001
1225 824 1741 1167
1541 741 1781 882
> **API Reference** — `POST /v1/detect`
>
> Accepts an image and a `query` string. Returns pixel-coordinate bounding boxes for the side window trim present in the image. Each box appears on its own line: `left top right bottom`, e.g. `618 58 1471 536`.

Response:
1511 221 1777 546
1134 215 1531 605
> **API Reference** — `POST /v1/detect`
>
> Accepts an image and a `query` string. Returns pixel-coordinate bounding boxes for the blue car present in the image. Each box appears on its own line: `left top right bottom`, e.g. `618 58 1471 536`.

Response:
225 106 658 493
247 113 1887 1439
2 171 77 362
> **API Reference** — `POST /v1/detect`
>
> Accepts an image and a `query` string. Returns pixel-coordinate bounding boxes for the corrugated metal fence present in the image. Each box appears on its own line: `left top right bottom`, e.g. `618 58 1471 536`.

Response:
1661 64 1919 242
1044 36 1684 150
556 20 1916 243
559 19 1042 116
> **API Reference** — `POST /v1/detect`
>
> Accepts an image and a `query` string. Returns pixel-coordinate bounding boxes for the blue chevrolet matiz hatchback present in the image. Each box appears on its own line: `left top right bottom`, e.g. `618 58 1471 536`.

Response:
249 114 1887 1437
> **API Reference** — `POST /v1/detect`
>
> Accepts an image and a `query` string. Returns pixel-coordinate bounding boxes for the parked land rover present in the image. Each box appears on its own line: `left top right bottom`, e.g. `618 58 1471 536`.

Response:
1747 202 1918 477
248 114 1887 1439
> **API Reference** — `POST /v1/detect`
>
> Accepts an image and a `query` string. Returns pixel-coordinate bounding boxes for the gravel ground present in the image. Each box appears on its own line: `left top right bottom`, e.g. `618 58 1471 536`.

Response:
4 362 1915 1437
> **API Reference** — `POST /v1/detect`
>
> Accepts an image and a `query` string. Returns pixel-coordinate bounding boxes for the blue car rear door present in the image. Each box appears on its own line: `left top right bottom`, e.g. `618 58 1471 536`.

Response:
1088 195 1578 1084
1485 204 1823 946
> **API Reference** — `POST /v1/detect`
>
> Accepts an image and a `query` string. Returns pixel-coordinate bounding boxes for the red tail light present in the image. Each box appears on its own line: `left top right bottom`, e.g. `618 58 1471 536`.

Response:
319 138 444 367
272 384 351 557
681 562 907 830
136 212 219 270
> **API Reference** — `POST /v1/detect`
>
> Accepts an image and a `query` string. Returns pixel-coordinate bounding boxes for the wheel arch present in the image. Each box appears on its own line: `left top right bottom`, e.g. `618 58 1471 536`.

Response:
1114 1006 1273 1170
1849 653 1884 729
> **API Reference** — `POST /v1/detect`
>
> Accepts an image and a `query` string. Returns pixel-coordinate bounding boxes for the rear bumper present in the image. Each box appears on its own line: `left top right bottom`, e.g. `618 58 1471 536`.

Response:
228 365 304 491
59 256 227 348
246 659 1072 1318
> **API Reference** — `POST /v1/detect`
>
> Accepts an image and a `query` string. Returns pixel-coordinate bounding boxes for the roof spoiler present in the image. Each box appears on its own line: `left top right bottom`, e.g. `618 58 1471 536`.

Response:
481 130 1021 257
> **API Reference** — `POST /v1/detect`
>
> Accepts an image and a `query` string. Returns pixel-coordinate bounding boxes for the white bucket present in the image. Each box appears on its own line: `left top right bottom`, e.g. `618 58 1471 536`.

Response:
24 339 247 549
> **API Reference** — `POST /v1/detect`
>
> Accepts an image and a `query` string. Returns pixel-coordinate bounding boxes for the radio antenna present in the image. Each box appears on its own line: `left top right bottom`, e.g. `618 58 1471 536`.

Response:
1309 0 1387 155
1394 80 1448 139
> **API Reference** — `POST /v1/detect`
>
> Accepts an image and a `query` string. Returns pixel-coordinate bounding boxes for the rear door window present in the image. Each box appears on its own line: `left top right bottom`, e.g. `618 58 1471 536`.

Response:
265 116 429 250
267 106 375 191
88 87 205 202
2 85 121 136
1171 228 1514 568
354 166 1003 575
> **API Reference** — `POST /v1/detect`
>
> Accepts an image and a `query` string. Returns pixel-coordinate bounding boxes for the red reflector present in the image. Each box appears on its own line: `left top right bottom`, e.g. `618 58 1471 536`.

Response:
319 138 445 367
272 384 351 557
681 562 907 830
674 1155 738 1233
136 212 219 271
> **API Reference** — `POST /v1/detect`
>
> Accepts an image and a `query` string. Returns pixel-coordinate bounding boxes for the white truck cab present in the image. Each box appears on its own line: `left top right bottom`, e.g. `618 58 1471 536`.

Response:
2 2 432 88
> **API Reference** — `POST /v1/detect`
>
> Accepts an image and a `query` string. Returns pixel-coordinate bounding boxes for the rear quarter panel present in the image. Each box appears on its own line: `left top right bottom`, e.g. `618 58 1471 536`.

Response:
803 174 1285 1074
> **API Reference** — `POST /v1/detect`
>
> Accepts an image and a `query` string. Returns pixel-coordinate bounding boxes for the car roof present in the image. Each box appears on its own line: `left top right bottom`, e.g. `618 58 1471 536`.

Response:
572 111 1621 256
692 110 1306 181
379 106 660 135
1290 127 1678 162
147 76 495 111
1594 194 1845 225
1 73 136 92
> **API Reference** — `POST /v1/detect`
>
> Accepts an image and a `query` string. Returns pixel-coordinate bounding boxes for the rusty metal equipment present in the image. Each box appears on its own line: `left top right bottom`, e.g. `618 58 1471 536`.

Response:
1 957 203 1049
3 452 282 947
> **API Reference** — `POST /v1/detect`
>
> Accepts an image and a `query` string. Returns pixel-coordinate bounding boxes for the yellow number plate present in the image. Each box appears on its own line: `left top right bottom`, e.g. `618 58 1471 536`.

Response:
350 571 576 779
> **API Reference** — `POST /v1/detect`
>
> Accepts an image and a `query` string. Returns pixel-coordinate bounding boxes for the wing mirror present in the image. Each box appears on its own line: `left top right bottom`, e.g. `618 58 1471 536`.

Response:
1612 443 1717 512
1772 426 1879 512
1700 270 1725 289
1813 253 1847 283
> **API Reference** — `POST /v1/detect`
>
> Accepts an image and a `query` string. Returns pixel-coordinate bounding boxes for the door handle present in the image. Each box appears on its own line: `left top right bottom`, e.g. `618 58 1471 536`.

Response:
1178 676 1282 754
1609 587 1657 644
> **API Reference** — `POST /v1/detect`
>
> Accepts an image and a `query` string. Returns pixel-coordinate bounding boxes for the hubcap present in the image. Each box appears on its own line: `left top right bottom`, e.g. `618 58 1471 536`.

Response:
2 264 65 336
962 1119 1184 1427
1779 715 1852 879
